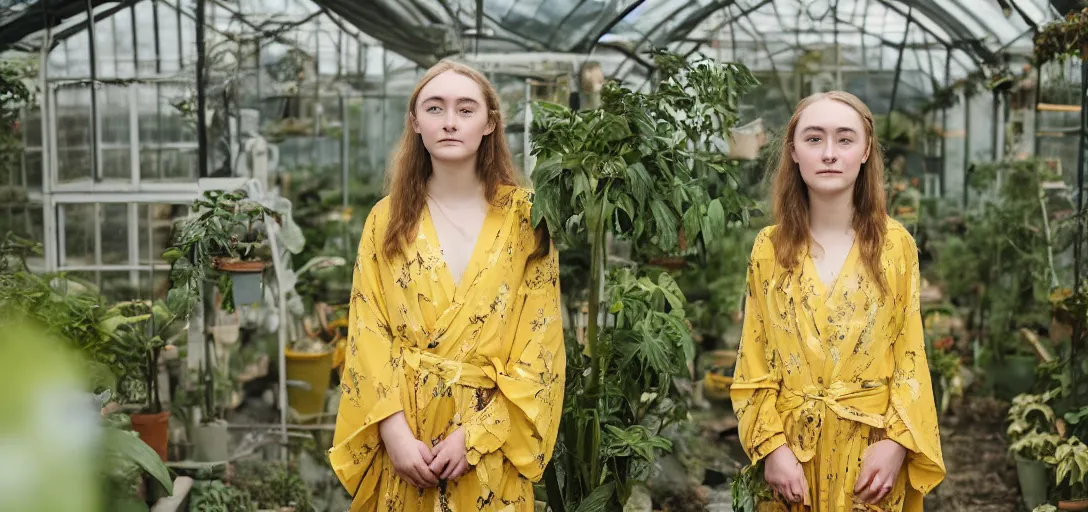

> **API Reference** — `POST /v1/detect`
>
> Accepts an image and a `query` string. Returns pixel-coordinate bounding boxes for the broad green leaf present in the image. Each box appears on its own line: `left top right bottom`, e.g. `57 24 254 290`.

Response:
626 162 653 205
574 482 616 512
161 247 183 263
104 427 174 494
573 171 591 201
650 199 679 250
706 198 727 237
682 207 702 244
99 314 151 335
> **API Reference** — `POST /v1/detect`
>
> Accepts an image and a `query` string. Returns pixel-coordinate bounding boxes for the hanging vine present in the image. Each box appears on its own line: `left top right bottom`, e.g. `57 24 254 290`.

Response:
1033 7 1088 65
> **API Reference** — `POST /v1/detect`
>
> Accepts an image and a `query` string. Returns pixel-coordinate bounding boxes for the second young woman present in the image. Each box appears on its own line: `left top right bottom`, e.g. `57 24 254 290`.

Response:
329 60 565 511
730 91 946 512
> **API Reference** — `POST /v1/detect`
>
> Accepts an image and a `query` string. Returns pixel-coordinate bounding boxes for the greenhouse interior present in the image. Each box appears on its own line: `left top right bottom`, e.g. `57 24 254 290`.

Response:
0 0 1087 510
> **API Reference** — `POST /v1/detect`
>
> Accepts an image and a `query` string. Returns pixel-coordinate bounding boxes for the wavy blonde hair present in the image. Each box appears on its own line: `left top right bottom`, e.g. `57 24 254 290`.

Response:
769 91 889 295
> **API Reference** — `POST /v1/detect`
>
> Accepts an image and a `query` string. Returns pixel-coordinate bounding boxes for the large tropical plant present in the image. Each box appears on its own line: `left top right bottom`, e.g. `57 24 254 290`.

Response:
529 50 758 509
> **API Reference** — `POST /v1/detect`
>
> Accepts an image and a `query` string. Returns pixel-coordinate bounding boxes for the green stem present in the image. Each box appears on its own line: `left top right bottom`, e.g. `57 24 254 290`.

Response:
543 463 566 512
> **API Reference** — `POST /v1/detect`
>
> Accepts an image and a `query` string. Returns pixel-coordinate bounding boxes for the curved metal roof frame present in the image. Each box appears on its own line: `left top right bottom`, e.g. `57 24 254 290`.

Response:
607 0 1059 65
0 0 1064 76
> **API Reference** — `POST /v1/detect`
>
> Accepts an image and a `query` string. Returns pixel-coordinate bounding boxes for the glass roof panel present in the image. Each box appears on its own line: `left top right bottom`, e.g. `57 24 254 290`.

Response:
0 0 1064 76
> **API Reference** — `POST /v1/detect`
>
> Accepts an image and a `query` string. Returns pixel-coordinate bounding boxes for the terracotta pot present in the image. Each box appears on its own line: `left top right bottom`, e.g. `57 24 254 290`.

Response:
213 257 266 273
130 411 171 461
649 257 687 269
1059 499 1088 510
214 258 268 306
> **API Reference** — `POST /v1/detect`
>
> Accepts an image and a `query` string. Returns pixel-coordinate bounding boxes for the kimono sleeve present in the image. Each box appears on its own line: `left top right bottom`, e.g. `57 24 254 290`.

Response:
730 229 788 464
883 231 946 496
462 243 566 483
328 207 403 496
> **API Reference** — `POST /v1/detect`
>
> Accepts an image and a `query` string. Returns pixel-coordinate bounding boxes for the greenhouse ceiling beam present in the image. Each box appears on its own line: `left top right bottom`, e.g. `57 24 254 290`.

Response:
547 0 593 48
0 0 115 51
886 5 912 123
579 0 650 54
45 0 136 49
666 0 771 54
1004 0 1040 31
620 0 770 75
604 1 721 81
870 0 990 67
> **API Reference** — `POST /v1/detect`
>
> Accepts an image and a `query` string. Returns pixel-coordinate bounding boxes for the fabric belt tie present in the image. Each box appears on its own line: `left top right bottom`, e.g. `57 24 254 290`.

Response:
402 347 496 390
776 380 889 463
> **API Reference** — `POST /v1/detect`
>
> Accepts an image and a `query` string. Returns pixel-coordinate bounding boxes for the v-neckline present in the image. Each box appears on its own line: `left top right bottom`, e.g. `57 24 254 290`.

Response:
421 194 502 300
805 238 858 300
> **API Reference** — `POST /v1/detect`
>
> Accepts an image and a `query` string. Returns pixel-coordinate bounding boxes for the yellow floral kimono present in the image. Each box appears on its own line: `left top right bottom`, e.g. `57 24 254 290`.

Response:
330 185 565 511
731 220 945 512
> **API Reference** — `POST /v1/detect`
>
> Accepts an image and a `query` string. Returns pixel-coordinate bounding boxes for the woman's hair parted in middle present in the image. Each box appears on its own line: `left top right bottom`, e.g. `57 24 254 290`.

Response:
768 91 890 296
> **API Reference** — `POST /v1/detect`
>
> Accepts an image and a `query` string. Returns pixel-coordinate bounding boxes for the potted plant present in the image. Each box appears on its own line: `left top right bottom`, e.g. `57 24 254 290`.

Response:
529 49 759 509
1048 436 1088 509
162 189 281 313
1033 7 1088 65
284 302 342 421
109 298 187 462
1008 391 1063 510
188 359 233 462
231 460 314 512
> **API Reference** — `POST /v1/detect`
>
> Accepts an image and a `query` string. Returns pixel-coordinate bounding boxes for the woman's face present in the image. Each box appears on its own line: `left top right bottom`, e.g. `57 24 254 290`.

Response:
412 70 494 163
789 98 870 197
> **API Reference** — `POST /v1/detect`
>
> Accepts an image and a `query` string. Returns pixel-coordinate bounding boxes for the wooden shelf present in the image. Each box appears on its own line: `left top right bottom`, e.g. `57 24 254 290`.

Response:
1037 103 1082 113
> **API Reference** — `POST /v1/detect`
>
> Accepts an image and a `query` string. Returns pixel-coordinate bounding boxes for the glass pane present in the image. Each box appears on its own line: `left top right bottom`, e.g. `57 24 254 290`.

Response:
56 88 93 183
139 270 171 301
24 149 43 191
63 204 95 267
95 16 117 78
156 2 180 74
134 2 158 75
0 147 13 187
100 271 137 303
101 203 129 265
139 203 184 265
137 85 160 145
112 13 137 79
102 86 131 144
24 108 43 147
0 204 42 245
102 148 131 180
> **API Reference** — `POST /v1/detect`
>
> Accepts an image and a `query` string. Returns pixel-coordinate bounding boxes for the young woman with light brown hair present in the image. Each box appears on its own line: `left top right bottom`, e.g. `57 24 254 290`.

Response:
329 60 565 511
731 91 946 512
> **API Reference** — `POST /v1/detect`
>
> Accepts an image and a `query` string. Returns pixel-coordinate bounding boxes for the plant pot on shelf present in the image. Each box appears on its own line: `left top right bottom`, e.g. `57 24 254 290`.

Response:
191 419 230 462
1015 456 1050 511
131 411 171 462
1060 500 1088 510
285 348 335 421
215 258 267 307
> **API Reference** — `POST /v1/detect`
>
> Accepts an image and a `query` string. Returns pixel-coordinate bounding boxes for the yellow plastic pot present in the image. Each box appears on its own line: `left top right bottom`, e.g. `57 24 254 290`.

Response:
285 349 334 420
